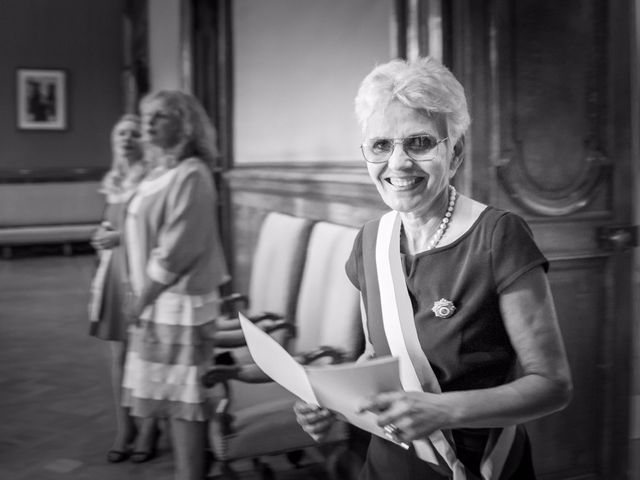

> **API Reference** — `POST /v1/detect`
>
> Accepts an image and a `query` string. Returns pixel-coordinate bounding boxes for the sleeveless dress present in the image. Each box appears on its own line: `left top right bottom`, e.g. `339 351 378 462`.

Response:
89 192 133 342
345 207 547 480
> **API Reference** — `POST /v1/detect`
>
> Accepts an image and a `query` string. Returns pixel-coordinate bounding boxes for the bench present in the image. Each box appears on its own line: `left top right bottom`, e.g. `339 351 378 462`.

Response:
0 181 104 257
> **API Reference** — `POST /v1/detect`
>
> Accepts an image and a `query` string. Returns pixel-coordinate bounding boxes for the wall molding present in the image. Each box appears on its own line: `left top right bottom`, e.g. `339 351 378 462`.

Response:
0 167 107 183
225 162 383 212
223 162 387 292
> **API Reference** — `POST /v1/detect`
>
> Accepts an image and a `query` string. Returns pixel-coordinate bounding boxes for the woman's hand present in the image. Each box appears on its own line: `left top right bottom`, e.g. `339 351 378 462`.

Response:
293 401 336 441
358 391 450 443
91 225 120 250
126 280 166 329
124 289 144 328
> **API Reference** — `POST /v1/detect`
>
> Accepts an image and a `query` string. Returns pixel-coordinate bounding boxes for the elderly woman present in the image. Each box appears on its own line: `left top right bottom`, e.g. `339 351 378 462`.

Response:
121 90 229 480
295 57 572 480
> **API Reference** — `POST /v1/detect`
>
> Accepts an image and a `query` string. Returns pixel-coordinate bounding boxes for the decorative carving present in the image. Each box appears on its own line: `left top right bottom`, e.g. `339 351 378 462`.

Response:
492 0 610 216
495 149 611 217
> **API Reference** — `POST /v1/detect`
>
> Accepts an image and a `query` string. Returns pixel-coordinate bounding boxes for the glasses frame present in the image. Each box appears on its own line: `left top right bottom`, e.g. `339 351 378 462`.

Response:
360 134 449 164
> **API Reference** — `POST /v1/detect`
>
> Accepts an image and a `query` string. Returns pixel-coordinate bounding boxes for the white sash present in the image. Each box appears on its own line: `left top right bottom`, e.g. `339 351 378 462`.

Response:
375 211 515 480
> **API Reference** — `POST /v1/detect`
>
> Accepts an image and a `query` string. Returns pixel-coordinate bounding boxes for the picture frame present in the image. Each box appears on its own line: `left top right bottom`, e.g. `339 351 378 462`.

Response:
16 68 67 130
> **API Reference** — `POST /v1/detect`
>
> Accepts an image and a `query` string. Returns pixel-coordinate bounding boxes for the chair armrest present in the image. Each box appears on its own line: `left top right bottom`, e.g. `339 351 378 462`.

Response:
214 319 294 349
220 292 249 312
201 365 242 388
250 311 283 322
215 311 283 331
298 346 346 365
262 319 296 338
203 346 346 389
214 329 250 348
202 363 272 387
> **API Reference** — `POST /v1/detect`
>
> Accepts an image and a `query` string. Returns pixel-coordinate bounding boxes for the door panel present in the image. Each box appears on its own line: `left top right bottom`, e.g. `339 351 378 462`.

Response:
534 258 607 476
449 0 633 478
494 0 611 217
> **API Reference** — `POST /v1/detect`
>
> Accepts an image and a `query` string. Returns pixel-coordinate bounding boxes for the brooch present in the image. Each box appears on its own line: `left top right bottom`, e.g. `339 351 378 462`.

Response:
432 298 456 319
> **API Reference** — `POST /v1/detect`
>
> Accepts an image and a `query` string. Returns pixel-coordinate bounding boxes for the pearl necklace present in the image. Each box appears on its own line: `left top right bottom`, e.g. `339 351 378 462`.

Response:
427 185 457 250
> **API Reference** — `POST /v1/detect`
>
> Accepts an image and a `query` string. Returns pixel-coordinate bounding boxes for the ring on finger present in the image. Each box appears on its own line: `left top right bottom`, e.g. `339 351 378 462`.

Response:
384 423 402 436
383 423 410 450
383 423 401 443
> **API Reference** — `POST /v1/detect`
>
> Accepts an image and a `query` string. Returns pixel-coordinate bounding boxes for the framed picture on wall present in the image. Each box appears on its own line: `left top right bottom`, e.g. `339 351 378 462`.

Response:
16 68 67 130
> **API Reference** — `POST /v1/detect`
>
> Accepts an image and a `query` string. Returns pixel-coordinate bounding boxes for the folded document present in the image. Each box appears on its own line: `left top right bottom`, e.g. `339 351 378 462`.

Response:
238 313 403 443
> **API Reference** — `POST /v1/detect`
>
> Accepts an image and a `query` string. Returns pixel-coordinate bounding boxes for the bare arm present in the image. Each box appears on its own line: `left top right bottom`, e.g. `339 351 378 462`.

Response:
128 279 166 325
444 266 572 426
361 266 573 439
91 223 121 250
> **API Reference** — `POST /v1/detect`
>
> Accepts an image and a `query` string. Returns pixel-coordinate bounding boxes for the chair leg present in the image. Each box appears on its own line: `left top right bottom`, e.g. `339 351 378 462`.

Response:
204 449 215 477
220 461 239 479
252 458 275 480
285 449 305 468
324 445 365 480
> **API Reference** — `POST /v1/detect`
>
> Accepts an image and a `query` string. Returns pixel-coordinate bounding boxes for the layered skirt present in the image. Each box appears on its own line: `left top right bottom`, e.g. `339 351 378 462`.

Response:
122 290 219 421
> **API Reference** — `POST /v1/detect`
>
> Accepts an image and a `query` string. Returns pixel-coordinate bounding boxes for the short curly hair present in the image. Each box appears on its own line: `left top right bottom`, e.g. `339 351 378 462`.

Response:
354 57 470 145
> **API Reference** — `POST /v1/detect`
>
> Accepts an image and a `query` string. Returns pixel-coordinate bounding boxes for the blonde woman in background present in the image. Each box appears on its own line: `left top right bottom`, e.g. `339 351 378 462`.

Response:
122 90 230 480
89 114 157 463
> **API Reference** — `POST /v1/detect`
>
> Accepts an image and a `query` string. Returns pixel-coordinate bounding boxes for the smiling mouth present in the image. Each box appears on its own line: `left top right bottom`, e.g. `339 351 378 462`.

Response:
385 177 424 189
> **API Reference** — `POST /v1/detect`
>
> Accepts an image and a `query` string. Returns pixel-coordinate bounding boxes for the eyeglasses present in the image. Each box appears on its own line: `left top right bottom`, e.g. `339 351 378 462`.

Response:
360 134 448 163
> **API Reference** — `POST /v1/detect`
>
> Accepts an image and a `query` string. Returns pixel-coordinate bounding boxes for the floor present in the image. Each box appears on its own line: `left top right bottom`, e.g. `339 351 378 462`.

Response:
4 251 639 479
0 252 331 480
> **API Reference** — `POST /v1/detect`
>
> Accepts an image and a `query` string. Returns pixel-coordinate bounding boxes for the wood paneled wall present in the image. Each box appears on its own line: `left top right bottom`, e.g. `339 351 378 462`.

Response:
224 163 387 294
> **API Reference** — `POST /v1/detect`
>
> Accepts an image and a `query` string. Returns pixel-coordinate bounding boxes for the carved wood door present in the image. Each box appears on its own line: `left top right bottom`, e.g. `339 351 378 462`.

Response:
448 0 635 478
189 0 235 282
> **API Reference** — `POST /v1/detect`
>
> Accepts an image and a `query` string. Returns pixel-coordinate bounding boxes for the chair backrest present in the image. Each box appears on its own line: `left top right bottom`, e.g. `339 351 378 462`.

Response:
293 221 363 361
247 212 314 322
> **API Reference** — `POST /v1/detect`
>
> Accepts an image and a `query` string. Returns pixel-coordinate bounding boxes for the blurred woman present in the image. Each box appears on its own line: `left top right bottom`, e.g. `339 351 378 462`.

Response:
121 90 229 479
89 114 154 463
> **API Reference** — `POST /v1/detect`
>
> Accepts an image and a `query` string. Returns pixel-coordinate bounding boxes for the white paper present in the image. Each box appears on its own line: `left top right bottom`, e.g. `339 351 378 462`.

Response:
238 313 403 443
239 313 318 405
306 356 403 441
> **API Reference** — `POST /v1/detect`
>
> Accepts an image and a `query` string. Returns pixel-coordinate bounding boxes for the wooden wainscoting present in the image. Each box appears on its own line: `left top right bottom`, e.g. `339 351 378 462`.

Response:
224 162 386 295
